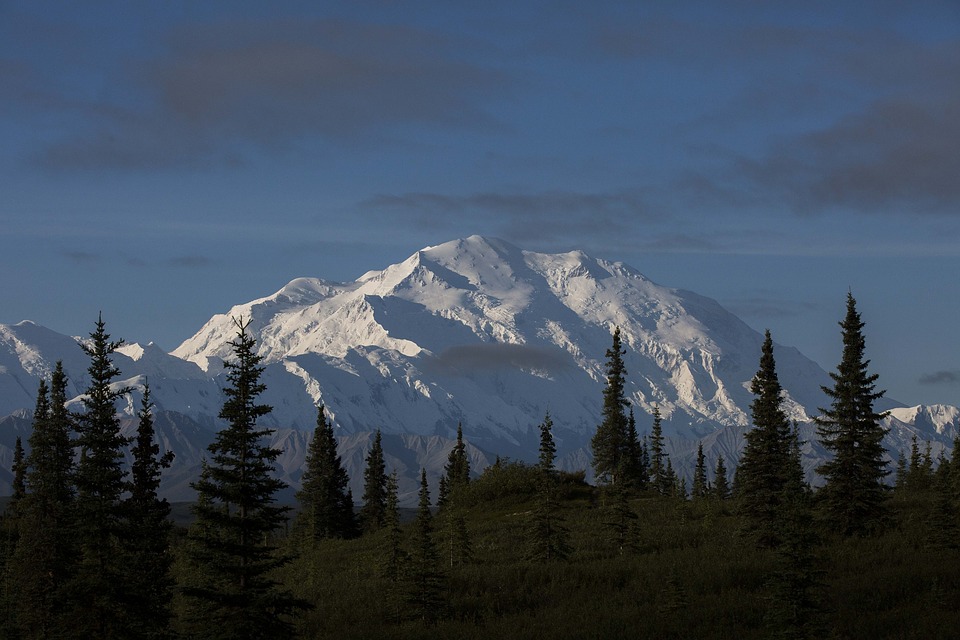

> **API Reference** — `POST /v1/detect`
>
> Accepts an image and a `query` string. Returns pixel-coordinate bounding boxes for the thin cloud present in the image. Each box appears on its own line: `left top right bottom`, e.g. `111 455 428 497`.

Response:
742 89 960 216
581 12 960 218
725 297 819 320
63 250 101 264
167 255 212 268
919 370 960 385
32 19 514 170
360 189 656 242
424 343 573 375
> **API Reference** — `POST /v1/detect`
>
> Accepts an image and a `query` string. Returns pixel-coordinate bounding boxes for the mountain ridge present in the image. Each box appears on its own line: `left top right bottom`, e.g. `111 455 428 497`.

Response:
1 236 957 499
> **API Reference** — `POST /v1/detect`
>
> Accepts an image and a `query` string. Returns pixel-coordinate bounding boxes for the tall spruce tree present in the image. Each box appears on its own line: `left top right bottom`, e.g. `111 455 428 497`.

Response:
713 455 731 500
380 472 407 625
649 407 671 495
692 442 708 500
2 434 27 638
591 327 630 485
122 384 174 638
526 472 571 562
360 430 388 534
69 315 133 638
538 411 557 473
624 408 647 489
603 482 640 555
185 318 303 639
815 293 889 536
297 404 357 540
438 424 470 508
739 331 797 547
12 363 76 639
407 468 444 623
9 437 26 518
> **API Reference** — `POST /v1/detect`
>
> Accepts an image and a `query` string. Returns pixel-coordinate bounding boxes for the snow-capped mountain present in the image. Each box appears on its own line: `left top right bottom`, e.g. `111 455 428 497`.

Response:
1 236 957 498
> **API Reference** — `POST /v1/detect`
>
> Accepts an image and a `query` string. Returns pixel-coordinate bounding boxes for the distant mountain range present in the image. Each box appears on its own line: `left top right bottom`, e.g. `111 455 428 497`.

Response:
1 236 957 502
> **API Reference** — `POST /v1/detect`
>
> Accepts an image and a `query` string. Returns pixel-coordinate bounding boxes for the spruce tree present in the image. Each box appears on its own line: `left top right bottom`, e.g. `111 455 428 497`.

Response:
692 442 708 500
9 437 26 518
360 430 388 534
906 435 923 493
713 455 730 500
815 293 889 537
443 506 472 570
380 472 407 625
649 407 671 495
438 424 470 508
952 435 960 497
763 485 824 638
122 385 175 638
13 363 76 639
526 472 571 562
739 331 796 547
624 408 647 489
894 450 907 493
538 411 557 473
69 315 133 638
185 318 303 639
591 327 629 485
925 461 958 550
602 482 639 555
297 404 357 540
407 469 444 623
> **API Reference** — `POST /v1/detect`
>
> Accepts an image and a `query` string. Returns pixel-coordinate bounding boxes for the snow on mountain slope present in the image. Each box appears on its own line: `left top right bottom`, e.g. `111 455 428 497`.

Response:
172 235 831 445
1 236 956 495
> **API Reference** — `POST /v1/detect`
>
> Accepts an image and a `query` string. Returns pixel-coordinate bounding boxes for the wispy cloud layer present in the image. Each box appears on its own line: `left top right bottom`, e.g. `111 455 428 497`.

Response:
13 19 513 170
919 370 960 385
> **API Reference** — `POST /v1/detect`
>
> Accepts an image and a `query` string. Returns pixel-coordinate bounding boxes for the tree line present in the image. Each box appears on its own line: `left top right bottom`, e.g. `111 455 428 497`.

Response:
0 293 958 638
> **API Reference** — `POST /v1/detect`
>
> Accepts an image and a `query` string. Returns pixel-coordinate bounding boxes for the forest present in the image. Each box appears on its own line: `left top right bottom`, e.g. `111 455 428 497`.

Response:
1 294 959 639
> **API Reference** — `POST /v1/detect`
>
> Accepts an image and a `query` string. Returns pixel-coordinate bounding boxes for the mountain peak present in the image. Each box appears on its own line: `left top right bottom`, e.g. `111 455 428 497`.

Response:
1 237 956 497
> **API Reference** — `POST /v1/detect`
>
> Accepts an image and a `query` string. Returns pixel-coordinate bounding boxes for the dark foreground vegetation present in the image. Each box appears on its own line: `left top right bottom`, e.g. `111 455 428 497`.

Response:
1 295 959 638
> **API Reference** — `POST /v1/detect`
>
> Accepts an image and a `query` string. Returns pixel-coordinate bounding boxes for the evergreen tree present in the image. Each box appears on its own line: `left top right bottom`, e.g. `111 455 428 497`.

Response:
380 472 407 625
443 505 472 570
438 424 470 508
713 455 730 500
602 482 639 555
649 407 671 495
906 435 923 492
952 435 960 497
185 318 303 639
763 423 824 639
10 437 26 518
925 461 958 550
591 327 630 485
360 430 388 534
675 474 688 501
12 363 77 639
407 469 444 623
438 426 472 568
538 411 557 473
739 331 797 547
664 458 678 498
69 315 133 638
526 472 571 562
763 484 824 638
815 293 889 537
692 441 708 500
894 450 907 493
122 384 175 638
297 404 357 540
624 408 647 489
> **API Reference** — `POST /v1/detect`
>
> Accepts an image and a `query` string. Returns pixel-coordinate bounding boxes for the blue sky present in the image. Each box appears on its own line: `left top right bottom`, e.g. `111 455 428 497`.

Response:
2 1 959 407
